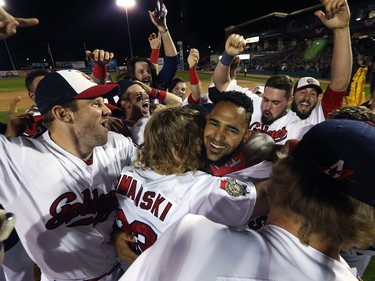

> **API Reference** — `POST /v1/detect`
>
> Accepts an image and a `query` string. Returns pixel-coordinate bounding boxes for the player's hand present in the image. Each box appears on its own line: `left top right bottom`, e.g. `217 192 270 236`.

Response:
0 7 39 40
149 32 161 50
187 48 199 69
0 210 15 242
112 230 139 264
134 81 152 94
148 3 168 30
0 210 15 264
86 49 114 66
225 34 246 56
315 0 350 30
5 96 34 137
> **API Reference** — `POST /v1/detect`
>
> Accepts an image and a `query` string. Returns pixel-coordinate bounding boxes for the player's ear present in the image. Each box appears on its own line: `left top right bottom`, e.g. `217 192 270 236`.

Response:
52 106 72 122
121 100 132 110
243 128 251 143
287 95 293 107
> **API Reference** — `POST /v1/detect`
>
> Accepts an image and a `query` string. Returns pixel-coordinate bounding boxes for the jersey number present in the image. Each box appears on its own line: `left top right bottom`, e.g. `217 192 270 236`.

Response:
117 210 157 253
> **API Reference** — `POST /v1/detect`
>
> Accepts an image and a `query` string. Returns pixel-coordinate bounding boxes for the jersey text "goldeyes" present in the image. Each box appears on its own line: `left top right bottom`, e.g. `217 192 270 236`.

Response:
250 122 287 143
45 189 117 229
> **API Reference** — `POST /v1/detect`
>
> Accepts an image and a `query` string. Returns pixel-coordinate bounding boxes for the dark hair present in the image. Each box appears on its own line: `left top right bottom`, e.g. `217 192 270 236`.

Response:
168 77 184 92
216 90 254 125
126 57 159 87
265 74 294 99
25 69 49 92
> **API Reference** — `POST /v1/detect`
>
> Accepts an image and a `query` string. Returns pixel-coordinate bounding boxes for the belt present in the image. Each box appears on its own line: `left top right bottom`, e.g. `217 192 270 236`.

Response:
84 263 121 281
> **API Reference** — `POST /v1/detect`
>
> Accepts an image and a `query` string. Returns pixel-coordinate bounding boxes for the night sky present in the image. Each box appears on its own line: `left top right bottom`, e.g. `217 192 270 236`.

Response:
0 0 361 70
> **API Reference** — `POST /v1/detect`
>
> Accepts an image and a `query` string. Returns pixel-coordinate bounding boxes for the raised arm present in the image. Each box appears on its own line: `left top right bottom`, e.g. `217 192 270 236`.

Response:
316 0 351 92
87 49 114 85
136 81 182 107
148 32 162 74
148 4 177 58
148 3 178 88
5 96 34 137
213 34 246 92
187 48 203 103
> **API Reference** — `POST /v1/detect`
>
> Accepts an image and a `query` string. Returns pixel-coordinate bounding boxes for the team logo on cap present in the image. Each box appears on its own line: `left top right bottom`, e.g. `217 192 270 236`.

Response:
306 78 318 85
319 160 355 183
220 178 248 197
81 72 95 82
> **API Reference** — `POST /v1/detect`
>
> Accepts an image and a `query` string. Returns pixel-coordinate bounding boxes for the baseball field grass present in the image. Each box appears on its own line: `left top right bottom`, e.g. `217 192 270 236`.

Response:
0 71 374 280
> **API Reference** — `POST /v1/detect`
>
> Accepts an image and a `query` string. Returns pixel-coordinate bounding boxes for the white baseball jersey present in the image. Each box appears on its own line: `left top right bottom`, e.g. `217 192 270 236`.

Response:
0 131 136 280
120 214 359 281
226 80 313 144
129 116 150 145
115 167 256 253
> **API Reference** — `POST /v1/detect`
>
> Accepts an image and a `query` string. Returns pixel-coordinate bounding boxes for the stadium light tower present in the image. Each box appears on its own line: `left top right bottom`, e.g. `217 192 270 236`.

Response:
117 0 135 57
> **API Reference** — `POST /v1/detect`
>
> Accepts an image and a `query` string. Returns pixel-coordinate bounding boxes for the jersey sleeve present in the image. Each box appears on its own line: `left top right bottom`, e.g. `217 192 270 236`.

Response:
0 136 27 204
188 175 257 227
158 55 179 89
321 84 345 119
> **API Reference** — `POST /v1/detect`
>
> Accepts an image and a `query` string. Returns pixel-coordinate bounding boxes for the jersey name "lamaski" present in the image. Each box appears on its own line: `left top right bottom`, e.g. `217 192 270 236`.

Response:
117 175 173 222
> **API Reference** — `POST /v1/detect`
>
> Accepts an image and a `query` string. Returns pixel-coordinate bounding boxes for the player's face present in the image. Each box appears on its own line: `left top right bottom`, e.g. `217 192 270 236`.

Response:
261 87 292 125
291 87 319 119
70 98 112 148
28 75 45 102
134 61 152 86
171 81 187 100
125 84 151 120
204 101 251 163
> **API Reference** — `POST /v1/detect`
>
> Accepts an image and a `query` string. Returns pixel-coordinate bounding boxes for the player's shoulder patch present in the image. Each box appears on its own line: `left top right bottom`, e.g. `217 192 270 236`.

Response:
220 178 249 197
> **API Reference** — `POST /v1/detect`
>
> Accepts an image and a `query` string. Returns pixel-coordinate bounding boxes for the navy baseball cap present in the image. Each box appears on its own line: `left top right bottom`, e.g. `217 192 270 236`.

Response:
118 79 136 99
292 119 375 207
35 69 119 115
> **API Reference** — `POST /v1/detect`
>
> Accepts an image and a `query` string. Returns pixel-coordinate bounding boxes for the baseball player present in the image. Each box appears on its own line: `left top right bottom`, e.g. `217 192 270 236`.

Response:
115 107 270 259
119 117 375 281
290 0 352 124
0 69 136 280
